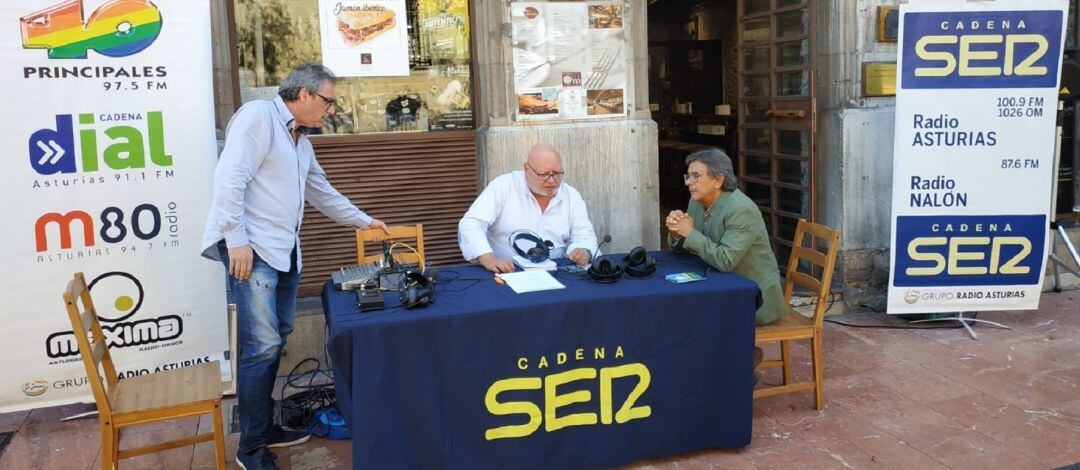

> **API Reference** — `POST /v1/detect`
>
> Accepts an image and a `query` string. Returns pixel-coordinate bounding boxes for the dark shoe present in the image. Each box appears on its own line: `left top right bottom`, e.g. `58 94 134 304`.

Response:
267 425 310 448
236 447 279 470
753 346 764 367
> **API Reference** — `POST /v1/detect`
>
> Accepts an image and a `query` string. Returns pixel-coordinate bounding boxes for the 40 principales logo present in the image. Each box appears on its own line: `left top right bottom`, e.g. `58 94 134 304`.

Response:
22 379 49 397
45 271 183 358
20 0 163 59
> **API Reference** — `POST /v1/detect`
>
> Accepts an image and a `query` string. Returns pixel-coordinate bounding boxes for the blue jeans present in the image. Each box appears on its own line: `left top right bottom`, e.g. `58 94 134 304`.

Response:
218 243 300 453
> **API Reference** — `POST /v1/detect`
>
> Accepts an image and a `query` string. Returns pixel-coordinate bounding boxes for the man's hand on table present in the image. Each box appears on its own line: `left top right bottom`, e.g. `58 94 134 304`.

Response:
568 248 591 266
477 253 515 273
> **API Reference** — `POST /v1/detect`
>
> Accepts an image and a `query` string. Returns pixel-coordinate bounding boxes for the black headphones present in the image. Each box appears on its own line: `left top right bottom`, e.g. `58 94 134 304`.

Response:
622 247 656 278
399 269 436 309
509 230 554 263
587 256 623 283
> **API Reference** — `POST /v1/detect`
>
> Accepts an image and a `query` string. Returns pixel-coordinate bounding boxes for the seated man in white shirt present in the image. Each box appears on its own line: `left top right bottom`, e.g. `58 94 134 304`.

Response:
458 144 599 273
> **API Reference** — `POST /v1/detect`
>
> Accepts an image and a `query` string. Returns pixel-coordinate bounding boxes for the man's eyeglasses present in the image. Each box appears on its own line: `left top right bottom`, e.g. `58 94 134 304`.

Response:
526 162 565 182
683 172 704 183
314 92 338 111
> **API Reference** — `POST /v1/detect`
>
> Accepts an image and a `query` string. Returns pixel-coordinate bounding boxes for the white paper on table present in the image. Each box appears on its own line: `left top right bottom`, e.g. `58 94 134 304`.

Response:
512 255 558 271
496 270 566 293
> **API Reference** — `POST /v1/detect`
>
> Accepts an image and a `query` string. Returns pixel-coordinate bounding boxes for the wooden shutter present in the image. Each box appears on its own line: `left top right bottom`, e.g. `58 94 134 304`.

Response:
297 130 477 296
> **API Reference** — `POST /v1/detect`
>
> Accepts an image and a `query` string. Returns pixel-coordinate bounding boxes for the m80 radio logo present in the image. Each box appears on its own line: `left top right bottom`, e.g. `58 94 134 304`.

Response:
901 10 1063 89
34 201 178 254
893 214 1045 287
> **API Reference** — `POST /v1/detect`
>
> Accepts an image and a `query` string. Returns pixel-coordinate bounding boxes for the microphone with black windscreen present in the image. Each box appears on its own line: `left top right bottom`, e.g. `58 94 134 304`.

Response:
586 234 622 283
590 234 612 267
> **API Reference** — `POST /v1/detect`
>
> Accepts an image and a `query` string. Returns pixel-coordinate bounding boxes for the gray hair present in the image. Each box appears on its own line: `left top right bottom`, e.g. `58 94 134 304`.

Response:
278 62 337 102
685 148 738 191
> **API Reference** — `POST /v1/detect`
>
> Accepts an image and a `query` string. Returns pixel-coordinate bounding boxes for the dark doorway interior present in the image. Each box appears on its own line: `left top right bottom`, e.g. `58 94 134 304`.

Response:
648 0 739 247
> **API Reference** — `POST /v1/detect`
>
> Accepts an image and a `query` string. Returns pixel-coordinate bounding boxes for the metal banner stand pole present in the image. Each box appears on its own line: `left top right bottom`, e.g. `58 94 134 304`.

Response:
1049 97 1080 289
908 312 1012 341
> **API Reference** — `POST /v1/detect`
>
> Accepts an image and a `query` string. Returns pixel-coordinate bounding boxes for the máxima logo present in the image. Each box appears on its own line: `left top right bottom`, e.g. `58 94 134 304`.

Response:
45 315 183 358
44 271 182 358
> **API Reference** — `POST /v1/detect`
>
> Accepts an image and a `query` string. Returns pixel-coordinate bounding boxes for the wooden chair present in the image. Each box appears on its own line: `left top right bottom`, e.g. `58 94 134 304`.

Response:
754 219 841 410
62 273 226 469
356 224 425 266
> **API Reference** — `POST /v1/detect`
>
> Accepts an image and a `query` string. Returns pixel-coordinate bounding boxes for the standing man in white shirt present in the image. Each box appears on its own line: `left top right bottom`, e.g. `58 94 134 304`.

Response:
201 62 389 470
458 144 599 273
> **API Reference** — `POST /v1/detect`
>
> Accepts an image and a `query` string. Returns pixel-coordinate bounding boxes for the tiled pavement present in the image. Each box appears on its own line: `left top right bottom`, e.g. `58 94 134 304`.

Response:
2 289 1079 469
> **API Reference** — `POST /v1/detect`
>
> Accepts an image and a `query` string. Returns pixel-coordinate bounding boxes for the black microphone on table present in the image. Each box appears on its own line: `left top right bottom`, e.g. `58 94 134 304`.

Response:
590 234 612 266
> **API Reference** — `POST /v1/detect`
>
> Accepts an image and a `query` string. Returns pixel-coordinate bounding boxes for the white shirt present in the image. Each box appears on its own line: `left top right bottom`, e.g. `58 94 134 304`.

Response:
201 96 373 272
458 171 598 262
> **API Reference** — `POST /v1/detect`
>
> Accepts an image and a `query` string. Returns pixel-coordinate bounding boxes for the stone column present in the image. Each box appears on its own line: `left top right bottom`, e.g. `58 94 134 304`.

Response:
473 0 660 252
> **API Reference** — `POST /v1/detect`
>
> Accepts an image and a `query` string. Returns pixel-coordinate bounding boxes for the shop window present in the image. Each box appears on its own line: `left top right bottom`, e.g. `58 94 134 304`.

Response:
232 0 474 134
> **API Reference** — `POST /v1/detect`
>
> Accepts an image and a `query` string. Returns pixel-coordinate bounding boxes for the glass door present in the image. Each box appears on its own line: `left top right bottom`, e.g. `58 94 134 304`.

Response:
737 0 815 265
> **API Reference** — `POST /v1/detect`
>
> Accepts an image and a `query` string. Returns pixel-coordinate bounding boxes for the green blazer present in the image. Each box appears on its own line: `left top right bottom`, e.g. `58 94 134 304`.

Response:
670 189 786 325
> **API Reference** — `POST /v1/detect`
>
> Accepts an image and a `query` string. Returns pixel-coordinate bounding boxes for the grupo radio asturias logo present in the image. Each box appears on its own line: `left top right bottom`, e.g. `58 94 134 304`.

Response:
20 0 162 59
44 271 185 360
22 379 49 397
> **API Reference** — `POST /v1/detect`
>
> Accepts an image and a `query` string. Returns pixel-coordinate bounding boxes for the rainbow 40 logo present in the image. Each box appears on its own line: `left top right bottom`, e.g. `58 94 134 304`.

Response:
20 0 163 59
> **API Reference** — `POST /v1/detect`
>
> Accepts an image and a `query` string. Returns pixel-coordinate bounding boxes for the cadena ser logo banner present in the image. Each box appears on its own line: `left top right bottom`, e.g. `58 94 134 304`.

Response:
0 0 227 411
888 0 1067 313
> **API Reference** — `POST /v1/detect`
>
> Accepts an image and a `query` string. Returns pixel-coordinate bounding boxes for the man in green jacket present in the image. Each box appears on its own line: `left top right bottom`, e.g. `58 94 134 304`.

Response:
666 149 787 377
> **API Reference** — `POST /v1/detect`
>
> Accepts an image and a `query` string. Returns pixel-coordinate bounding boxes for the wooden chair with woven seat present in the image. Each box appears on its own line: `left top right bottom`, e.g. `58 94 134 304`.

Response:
62 272 226 469
356 223 425 266
754 218 841 410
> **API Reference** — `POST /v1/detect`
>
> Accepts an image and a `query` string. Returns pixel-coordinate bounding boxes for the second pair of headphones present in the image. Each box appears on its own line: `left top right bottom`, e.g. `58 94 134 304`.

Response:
399 268 437 309
623 247 657 278
509 229 554 263
586 246 655 283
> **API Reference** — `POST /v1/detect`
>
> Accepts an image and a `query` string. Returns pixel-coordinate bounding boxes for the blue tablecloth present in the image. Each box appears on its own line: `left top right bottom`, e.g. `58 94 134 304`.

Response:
321 251 761 469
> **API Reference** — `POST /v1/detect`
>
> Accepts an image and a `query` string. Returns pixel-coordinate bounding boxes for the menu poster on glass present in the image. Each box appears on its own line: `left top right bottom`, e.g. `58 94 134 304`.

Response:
319 0 409 77
511 1 627 121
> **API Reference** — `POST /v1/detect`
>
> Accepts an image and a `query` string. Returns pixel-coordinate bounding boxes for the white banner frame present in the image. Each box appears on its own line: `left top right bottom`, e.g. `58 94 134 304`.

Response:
887 0 1068 313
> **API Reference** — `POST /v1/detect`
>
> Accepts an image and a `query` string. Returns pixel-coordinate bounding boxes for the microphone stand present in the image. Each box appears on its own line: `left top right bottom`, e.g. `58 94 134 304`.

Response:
589 235 612 267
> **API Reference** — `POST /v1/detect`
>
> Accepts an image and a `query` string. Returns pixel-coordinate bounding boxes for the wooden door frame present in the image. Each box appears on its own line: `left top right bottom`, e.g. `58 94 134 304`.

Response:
736 0 817 262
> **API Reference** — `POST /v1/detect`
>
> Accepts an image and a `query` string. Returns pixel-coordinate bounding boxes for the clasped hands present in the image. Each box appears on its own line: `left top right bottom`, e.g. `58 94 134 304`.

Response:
665 210 694 238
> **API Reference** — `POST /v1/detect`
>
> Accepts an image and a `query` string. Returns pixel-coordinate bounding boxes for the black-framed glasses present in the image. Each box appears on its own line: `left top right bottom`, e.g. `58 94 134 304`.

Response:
526 162 565 182
314 92 338 111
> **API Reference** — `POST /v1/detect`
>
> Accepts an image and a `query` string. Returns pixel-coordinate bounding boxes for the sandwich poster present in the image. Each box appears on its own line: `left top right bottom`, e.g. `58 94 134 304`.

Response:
319 0 409 77
886 0 1066 313
511 1 627 121
0 0 226 411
